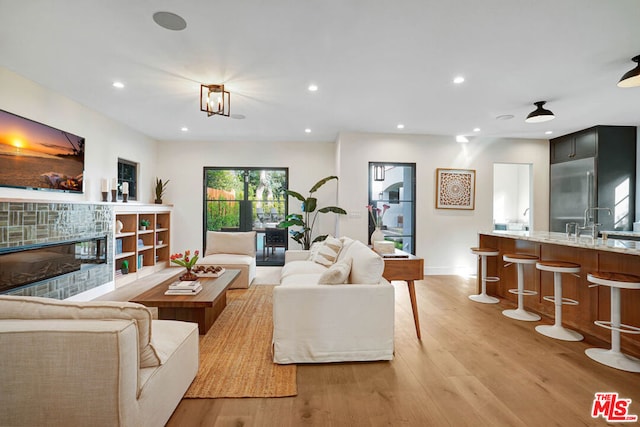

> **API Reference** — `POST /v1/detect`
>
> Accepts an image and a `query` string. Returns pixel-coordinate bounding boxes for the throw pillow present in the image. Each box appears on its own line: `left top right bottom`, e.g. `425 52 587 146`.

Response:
206 231 256 256
0 295 161 368
318 258 352 285
311 235 343 266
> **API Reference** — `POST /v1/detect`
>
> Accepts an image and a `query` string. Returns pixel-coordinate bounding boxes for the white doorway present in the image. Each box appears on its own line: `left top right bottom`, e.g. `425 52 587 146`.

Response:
493 163 532 231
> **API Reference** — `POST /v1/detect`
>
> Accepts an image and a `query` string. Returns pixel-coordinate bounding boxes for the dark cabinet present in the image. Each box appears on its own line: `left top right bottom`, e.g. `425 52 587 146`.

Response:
549 125 636 231
550 129 596 163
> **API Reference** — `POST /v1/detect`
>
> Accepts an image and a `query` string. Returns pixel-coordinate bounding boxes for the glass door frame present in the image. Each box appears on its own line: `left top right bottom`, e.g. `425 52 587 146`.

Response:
368 162 417 254
203 167 289 266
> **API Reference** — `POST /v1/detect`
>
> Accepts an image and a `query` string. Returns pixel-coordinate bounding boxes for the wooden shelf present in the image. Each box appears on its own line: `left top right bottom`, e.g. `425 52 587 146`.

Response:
115 209 171 287
115 251 136 260
115 231 136 238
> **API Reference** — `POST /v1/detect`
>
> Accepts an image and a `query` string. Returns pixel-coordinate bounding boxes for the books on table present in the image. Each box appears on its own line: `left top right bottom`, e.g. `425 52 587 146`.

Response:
164 280 202 295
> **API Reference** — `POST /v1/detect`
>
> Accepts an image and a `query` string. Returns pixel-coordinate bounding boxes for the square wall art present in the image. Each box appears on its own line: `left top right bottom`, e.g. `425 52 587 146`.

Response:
435 168 476 210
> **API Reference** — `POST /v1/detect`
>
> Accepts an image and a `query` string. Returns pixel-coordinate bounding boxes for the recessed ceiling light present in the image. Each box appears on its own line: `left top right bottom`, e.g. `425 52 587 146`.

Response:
308 84 318 92
305 128 311 133
112 81 124 89
456 135 469 143
397 124 405 129
181 127 188 132
496 114 514 121
473 127 481 132
545 131 553 135
453 76 465 84
152 11 187 31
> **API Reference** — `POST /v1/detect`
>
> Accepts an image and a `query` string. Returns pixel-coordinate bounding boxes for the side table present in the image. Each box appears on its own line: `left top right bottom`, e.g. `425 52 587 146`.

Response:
381 250 424 339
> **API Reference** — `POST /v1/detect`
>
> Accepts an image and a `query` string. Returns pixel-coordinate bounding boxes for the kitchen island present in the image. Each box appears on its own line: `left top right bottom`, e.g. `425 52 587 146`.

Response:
478 230 640 359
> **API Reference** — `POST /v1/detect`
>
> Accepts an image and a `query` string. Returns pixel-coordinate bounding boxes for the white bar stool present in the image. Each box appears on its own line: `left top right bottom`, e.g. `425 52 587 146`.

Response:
469 247 500 304
502 254 541 321
535 260 583 341
585 272 640 373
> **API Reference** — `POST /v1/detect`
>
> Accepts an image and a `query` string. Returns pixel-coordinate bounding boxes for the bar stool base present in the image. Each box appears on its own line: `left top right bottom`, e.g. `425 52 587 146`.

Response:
535 324 583 341
468 294 499 304
502 308 541 322
585 348 640 373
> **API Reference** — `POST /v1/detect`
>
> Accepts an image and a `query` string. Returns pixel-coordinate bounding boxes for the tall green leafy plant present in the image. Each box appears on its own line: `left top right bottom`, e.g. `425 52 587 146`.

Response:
277 176 347 249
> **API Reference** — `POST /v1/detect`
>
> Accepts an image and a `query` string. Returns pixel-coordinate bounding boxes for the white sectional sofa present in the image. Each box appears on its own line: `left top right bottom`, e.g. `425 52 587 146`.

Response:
273 236 395 364
0 296 199 427
198 231 257 288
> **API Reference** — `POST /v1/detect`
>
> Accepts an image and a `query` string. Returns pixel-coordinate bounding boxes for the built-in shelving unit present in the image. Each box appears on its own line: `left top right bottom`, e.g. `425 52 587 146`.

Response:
114 205 172 287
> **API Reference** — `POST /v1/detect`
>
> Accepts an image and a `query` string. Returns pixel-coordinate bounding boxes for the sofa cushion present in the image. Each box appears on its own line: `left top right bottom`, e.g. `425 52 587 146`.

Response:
318 258 352 285
280 273 324 286
281 260 327 280
199 253 255 266
310 235 343 267
0 295 161 368
205 231 256 256
345 240 385 284
336 236 356 262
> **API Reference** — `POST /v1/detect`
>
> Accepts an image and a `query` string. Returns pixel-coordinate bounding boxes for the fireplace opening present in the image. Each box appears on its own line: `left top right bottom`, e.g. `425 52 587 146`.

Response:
0 236 107 294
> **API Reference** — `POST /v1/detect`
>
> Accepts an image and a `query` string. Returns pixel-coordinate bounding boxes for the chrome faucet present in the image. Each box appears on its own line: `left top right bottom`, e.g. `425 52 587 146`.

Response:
577 207 612 239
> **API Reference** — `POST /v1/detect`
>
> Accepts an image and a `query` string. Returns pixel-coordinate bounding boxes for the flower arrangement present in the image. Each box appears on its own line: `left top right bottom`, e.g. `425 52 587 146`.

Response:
367 204 390 228
171 250 200 281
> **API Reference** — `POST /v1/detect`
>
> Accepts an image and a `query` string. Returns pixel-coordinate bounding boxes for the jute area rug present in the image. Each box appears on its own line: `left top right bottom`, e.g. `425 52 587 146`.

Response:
184 285 297 398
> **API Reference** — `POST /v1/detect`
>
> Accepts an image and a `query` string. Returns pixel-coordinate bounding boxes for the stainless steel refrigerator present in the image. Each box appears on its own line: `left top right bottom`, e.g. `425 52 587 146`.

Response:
550 157 595 232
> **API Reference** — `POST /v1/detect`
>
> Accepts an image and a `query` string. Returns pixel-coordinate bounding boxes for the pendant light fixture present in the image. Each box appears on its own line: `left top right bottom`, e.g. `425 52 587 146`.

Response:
200 84 230 117
525 101 555 123
617 55 640 88
373 165 386 181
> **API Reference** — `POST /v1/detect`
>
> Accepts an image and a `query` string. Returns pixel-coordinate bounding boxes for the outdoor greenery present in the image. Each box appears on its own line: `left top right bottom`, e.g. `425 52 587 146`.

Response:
277 176 347 250
204 169 288 231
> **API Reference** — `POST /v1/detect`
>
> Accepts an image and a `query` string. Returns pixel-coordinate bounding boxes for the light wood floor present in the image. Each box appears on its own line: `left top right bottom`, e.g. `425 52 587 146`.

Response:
167 275 640 426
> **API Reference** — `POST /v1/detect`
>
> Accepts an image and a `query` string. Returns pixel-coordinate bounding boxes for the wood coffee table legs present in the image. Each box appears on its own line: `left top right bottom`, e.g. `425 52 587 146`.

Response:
407 280 421 339
158 292 227 334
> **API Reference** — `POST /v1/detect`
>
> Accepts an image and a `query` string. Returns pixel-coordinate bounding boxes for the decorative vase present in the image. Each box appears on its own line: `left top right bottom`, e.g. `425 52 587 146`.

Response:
371 227 385 243
179 268 199 281
115 220 123 234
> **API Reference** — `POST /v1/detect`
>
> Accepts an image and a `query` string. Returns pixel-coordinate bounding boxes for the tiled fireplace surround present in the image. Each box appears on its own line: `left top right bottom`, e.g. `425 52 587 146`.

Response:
0 201 113 299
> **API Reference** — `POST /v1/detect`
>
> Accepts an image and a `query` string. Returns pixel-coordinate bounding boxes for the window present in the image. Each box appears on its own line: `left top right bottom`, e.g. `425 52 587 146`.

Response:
368 162 416 254
203 167 288 266
117 158 138 200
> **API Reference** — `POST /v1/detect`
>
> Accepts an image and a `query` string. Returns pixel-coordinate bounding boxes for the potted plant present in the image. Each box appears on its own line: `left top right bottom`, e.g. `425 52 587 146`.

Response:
277 176 347 250
140 219 150 230
154 177 169 204
170 250 200 281
121 260 129 275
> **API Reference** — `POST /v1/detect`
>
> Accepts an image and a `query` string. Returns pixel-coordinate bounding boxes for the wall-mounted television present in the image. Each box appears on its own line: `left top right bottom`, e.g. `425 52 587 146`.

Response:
0 109 84 193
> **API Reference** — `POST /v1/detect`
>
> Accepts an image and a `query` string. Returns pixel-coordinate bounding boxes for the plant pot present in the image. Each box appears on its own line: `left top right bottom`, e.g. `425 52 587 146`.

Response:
140 226 146 231
155 199 162 204
121 267 129 275
179 270 199 281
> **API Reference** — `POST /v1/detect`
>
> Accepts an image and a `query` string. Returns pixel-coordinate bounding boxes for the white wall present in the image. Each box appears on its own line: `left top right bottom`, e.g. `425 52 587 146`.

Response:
156 140 336 253
0 67 159 202
336 132 549 275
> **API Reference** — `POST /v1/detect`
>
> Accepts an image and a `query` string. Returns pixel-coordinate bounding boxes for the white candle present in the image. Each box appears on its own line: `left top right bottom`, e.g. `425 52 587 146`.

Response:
101 179 108 192
112 178 117 189
122 182 129 194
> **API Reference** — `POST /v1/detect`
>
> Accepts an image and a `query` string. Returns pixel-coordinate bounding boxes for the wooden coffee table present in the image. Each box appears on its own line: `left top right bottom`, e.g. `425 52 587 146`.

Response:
131 269 240 334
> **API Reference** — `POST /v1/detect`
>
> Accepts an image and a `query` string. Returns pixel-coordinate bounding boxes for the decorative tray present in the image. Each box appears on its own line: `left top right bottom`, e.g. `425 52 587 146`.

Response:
191 265 226 278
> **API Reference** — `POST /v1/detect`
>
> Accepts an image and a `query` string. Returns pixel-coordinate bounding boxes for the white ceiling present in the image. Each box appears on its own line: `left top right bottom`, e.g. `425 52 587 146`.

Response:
1 0 639 143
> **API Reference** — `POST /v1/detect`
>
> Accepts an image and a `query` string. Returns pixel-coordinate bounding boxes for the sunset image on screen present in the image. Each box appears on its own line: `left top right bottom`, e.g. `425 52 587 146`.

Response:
0 110 84 192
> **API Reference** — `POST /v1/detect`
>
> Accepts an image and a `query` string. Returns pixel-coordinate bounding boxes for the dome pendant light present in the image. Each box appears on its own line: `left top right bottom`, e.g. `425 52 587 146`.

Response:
617 55 640 88
525 101 555 123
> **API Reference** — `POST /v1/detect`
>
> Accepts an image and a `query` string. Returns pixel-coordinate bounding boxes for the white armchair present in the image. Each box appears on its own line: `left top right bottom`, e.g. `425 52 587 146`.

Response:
198 231 257 288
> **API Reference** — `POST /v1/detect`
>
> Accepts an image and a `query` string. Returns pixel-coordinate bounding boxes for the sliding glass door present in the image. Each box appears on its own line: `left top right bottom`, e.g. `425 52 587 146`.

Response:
203 167 288 266
368 162 416 254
